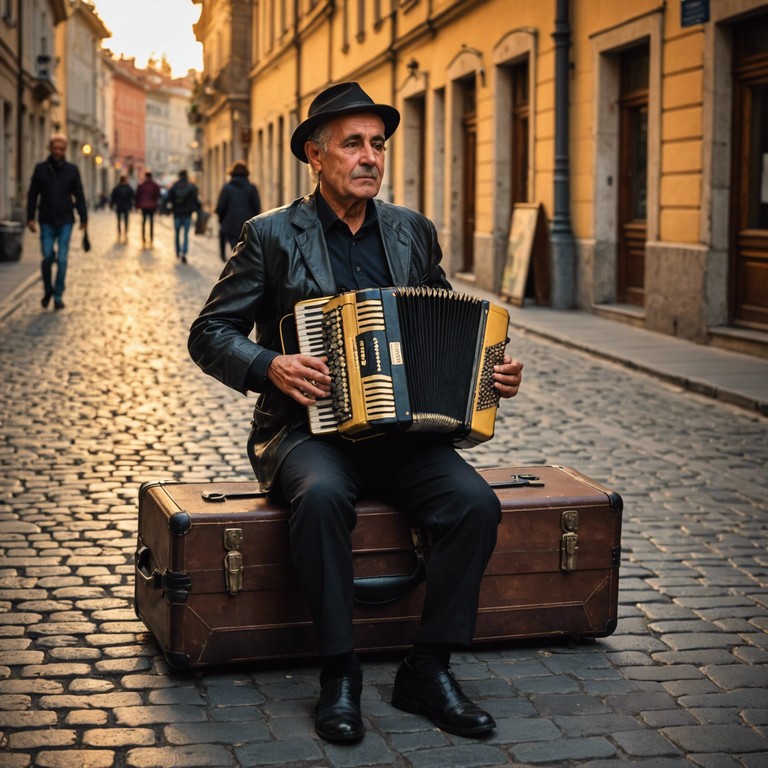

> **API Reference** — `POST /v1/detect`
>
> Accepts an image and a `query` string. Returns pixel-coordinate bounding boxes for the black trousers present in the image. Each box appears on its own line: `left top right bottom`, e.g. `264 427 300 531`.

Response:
141 210 156 241
275 433 500 656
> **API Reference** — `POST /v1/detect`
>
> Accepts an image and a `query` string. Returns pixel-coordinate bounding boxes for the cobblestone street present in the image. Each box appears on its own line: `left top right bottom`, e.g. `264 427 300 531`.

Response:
1 209 768 767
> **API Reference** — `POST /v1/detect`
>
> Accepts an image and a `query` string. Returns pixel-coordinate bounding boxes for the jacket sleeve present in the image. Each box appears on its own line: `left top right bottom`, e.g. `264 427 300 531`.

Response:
215 186 228 220
73 167 88 224
26 168 40 222
188 219 277 394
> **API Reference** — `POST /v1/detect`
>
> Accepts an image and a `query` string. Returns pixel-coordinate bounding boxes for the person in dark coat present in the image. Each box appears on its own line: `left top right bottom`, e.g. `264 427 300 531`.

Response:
215 161 261 261
110 175 135 242
165 169 201 263
135 171 162 246
188 83 524 744
26 133 88 310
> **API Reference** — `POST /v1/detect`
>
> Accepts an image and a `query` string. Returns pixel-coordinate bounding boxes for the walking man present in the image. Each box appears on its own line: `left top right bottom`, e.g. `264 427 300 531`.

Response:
26 133 88 310
136 171 162 246
110 175 135 242
165 170 201 263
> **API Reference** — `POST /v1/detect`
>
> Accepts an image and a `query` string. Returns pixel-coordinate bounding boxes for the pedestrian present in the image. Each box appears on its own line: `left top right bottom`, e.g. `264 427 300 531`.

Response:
215 160 261 261
135 171 162 247
188 82 524 743
165 169 201 263
26 133 88 311
110 175 135 242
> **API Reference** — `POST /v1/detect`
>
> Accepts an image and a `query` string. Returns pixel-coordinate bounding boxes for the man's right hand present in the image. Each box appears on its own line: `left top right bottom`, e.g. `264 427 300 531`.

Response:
27 221 36 233
267 354 331 405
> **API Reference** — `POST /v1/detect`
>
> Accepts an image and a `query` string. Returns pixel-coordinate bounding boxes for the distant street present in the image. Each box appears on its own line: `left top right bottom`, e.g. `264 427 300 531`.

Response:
1 208 767 767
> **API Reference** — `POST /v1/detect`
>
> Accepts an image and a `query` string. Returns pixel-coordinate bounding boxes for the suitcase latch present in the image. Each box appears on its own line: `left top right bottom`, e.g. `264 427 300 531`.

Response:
223 528 244 595
560 510 579 573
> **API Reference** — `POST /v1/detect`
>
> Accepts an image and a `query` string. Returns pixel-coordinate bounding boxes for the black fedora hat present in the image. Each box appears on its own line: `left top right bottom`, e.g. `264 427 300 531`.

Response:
290 82 400 163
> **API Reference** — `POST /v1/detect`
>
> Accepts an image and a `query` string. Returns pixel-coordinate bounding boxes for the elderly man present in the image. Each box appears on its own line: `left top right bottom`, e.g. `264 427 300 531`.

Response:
27 133 88 310
188 82 524 743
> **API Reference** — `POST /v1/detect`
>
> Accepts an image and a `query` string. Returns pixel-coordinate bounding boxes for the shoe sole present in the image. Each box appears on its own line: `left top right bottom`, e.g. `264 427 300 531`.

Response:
391 691 496 736
314 725 365 743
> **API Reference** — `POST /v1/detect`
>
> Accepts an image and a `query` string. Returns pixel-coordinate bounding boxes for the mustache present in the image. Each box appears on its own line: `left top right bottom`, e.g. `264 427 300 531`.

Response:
350 167 380 180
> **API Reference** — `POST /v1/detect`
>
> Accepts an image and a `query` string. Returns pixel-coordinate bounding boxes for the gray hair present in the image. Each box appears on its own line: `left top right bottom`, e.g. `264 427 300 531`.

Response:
306 124 333 182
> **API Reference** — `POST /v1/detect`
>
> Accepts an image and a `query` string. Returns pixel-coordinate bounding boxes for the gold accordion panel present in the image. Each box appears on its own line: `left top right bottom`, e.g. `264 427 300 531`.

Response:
287 286 510 447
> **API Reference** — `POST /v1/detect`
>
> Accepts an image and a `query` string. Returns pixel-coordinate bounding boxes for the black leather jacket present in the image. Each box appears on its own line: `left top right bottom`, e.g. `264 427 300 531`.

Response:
188 192 452 491
27 156 88 227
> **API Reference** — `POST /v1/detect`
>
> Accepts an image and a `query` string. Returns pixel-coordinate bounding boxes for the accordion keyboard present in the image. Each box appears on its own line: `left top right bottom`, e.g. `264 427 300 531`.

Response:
294 299 337 434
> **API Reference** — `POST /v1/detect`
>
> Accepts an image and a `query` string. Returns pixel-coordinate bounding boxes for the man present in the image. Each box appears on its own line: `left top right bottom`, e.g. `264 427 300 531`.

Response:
135 171 162 246
188 82 524 743
27 133 88 310
165 169 200 263
215 160 261 260
110 175 135 243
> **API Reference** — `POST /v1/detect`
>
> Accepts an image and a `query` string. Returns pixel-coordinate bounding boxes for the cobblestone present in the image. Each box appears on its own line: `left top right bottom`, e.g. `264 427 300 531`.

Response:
0 212 766 766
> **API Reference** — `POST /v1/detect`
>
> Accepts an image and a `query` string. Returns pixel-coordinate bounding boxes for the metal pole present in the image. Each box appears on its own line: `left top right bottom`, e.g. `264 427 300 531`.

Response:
550 0 575 309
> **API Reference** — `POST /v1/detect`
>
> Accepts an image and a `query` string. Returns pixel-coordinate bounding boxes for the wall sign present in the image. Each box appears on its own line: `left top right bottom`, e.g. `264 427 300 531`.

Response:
499 203 549 307
681 0 709 27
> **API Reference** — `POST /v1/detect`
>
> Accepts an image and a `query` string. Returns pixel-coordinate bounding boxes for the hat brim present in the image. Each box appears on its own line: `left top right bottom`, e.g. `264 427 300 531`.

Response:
290 104 400 163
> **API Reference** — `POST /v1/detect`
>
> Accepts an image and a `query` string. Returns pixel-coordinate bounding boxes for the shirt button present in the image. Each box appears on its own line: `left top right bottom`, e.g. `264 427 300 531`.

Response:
355 266 361 272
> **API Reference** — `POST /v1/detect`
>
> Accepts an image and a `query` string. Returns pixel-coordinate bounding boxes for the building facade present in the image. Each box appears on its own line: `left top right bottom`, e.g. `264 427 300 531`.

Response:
56 0 110 206
143 58 198 190
0 0 68 220
109 55 146 186
193 0 252 206
198 0 768 357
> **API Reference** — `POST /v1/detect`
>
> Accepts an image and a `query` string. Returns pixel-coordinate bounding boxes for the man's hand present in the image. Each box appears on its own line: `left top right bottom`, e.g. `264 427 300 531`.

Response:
267 354 331 405
80 221 87 231
27 221 36 234
493 356 524 399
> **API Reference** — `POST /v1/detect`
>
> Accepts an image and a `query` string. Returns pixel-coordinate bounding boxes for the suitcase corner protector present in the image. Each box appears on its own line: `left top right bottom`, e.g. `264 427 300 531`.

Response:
165 650 191 670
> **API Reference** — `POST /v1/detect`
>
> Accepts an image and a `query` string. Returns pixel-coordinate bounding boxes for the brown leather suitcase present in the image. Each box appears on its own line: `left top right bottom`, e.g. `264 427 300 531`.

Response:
134 465 622 669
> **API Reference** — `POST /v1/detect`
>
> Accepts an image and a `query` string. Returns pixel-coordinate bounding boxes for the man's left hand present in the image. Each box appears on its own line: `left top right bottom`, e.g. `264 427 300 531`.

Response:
79 222 87 231
493 356 524 399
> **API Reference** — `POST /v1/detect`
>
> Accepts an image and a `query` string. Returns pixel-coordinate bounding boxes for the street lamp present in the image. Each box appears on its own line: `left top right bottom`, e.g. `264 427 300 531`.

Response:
82 143 93 156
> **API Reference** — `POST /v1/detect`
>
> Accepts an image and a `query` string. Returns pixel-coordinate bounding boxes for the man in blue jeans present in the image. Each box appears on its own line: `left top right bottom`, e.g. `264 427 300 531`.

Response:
26 134 88 310
165 169 201 263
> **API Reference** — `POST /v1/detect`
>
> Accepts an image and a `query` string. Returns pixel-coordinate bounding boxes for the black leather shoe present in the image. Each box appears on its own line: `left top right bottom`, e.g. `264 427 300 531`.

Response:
41 292 52 308
391 659 495 736
315 675 364 743
54 301 65 311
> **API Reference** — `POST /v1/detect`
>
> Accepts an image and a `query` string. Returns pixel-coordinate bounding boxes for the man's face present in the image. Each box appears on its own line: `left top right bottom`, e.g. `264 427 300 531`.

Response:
49 138 67 161
309 113 386 210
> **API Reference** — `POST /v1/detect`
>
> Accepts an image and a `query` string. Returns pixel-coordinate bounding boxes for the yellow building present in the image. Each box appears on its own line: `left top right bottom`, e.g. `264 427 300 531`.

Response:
196 0 768 356
193 0 253 206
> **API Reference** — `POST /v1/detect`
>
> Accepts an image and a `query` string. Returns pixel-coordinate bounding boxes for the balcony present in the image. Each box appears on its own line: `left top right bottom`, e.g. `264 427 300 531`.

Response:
32 55 58 101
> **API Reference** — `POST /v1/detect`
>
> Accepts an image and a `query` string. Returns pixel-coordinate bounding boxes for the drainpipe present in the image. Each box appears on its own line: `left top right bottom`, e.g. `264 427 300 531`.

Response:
16 0 24 218
550 0 575 309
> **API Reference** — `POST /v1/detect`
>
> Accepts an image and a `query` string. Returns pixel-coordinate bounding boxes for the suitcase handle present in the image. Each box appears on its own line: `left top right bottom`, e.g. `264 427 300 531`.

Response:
353 553 426 605
135 546 160 587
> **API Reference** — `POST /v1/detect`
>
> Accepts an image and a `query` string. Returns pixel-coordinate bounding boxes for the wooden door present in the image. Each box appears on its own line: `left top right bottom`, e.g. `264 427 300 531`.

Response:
511 59 530 206
730 17 768 329
617 46 649 306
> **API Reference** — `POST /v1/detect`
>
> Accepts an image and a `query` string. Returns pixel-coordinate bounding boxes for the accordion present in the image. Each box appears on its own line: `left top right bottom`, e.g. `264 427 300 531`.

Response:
282 286 510 446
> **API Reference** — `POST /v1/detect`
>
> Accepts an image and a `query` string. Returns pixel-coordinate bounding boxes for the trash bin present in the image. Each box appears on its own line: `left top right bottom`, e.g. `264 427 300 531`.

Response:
0 221 23 261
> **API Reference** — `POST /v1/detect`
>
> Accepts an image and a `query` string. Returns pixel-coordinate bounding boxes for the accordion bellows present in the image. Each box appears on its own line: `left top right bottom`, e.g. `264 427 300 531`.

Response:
286 286 510 446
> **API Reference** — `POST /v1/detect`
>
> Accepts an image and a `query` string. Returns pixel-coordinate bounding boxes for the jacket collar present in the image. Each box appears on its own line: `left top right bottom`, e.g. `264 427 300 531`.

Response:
291 193 411 295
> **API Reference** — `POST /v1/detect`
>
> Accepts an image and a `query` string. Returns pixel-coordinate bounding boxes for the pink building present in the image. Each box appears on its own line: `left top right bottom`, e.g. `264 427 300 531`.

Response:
110 57 146 184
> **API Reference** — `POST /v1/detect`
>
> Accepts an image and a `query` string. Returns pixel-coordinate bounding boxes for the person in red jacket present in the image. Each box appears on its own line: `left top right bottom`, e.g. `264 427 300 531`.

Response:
135 172 162 247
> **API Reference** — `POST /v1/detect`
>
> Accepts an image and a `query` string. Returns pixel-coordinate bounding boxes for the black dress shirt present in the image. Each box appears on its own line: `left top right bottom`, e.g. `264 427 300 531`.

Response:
315 190 392 292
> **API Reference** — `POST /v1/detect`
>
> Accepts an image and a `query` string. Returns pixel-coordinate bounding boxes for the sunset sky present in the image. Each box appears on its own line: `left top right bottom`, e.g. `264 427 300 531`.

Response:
92 0 204 76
